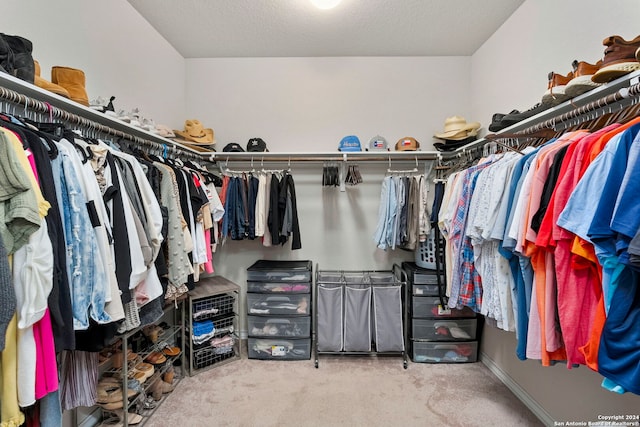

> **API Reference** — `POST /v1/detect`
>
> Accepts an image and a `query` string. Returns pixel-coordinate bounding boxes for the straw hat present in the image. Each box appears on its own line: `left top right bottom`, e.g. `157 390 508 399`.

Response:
434 116 481 141
173 119 215 145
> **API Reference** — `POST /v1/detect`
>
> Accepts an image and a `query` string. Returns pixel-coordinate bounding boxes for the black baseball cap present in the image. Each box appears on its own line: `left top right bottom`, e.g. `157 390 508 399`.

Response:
246 138 268 152
222 143 245 152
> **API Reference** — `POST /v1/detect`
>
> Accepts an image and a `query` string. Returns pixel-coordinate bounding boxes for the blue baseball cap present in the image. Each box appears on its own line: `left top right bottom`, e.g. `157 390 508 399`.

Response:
338 135 362 152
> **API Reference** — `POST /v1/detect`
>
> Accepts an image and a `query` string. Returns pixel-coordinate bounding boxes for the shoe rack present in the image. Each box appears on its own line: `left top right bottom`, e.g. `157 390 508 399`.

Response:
185 276 241 376
95 301 185 427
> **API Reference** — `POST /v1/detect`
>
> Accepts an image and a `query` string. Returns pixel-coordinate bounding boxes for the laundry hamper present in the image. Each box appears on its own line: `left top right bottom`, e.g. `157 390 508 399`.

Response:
314 266 408 369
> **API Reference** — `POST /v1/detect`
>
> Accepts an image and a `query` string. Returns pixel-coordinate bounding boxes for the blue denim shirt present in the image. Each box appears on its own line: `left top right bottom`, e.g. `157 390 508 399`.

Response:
56 145 110 330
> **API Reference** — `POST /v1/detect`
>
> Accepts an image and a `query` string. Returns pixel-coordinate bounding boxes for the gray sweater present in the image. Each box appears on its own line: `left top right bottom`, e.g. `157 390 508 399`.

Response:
0 231 16 350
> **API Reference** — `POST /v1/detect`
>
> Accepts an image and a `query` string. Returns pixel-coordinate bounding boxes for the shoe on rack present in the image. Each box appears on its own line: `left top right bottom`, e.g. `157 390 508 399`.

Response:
142 324 163 343
90 96 117 116
0 35 13 74
34 60 70 98
51 65 89 106
0 33 34 83
541 71 573 105
154 124 175 138
592 34 640 83
116 109 131 123
129 108 142 128
144 351 167 366
565 59 603 98
130 362 155 384
135 393 158 413
488 109 520 132
493 102 552 130
100 409 143 426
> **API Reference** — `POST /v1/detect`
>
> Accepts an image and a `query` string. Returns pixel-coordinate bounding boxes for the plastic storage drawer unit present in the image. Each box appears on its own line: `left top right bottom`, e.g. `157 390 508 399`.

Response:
248 316 311 338
248 338 311 360
411 341 478 363
411 318 477 341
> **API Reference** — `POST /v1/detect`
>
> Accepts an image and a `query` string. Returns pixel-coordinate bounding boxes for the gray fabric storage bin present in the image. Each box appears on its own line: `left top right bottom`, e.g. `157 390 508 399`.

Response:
317 284 343 352
344 285 372 351
373 286 404 352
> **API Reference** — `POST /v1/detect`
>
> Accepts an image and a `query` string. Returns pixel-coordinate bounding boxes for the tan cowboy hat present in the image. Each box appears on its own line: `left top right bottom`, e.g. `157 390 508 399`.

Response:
434 116 481 141
173 119 215 145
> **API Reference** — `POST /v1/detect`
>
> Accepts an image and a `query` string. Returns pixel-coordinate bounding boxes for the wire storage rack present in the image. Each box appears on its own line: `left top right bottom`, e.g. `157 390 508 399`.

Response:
185 276 241 376
314 264 408 369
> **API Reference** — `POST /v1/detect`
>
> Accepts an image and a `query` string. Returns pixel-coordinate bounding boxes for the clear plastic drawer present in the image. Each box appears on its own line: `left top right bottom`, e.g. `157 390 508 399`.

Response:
247 294 310 316
246 282 311 294
411 318 477 341
411 341 478 363
412 296 476 318
248 315 311 338
248 338 311 360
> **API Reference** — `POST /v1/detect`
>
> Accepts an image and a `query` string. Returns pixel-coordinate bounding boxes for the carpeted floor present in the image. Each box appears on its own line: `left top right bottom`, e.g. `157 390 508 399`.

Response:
146 352 543 427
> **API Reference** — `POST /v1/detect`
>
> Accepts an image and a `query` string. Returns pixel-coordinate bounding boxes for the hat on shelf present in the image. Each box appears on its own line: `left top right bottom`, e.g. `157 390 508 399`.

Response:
223 143 245 152
395 136 420 151
433 116 481 141
180 144 216 153
366 135 389 151
433 136 477 152
173 119 215 145
154 124 175 138
338 135 362 152
246 137 269 152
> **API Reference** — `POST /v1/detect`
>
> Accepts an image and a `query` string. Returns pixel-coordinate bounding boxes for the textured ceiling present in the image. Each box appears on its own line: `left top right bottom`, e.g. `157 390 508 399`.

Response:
127 0 524 58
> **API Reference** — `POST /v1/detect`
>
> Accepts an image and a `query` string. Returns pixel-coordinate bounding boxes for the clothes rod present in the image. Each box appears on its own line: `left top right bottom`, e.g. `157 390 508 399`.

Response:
0 80 207 161
526 81 640 133
208 151 442 163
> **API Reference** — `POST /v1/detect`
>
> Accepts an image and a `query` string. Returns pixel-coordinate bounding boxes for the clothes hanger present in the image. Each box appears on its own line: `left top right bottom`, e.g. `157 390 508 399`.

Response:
616 100 640 125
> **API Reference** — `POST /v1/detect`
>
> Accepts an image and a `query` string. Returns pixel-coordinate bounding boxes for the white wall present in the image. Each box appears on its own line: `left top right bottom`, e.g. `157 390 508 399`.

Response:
187 56 471 334
0 0 185 128
471 0 640 129
471 0 640 422
186 57 472 151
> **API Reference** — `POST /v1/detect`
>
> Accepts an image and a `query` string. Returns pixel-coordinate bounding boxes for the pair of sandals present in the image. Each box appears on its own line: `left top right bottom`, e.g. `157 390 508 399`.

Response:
144 341 181 365
128 362 155 384
100 408 143 426
142 322 170 343
96 377 138 410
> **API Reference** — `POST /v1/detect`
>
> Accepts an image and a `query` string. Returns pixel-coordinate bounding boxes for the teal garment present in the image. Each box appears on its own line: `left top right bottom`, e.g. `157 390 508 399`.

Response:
0 131 40 254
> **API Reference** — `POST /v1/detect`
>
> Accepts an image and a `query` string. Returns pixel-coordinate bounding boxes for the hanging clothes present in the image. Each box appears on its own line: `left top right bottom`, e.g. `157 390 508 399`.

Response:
437 116 640 396
220 171 302 249
373 173 430 251
0 113 224 423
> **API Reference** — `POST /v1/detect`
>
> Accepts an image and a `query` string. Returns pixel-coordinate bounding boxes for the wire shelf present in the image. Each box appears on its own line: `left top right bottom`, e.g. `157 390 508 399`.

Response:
192 294 235 320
